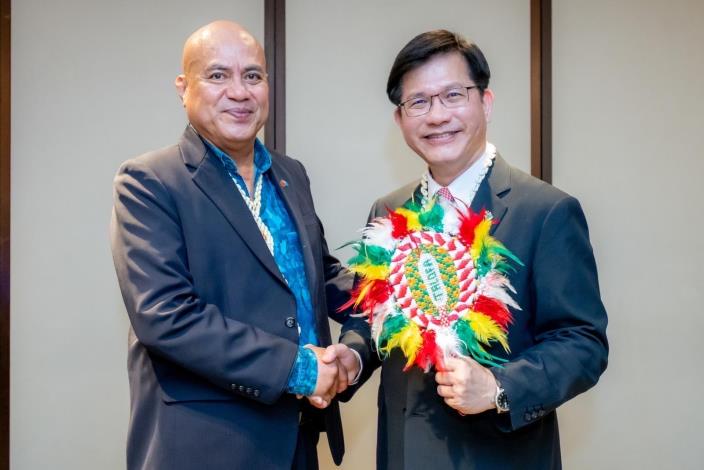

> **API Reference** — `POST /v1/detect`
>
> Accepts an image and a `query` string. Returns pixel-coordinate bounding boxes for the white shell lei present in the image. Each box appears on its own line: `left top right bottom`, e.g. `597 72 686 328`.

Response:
234 175 275 254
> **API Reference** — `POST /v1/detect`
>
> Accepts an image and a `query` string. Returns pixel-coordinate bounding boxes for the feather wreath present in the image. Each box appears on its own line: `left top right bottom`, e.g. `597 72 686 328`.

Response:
342 198 523 372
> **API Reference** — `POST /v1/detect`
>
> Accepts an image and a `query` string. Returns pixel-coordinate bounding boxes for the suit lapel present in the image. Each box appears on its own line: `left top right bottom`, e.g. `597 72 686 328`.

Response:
179 127 287 286
269 159 319 300
470 154 510 234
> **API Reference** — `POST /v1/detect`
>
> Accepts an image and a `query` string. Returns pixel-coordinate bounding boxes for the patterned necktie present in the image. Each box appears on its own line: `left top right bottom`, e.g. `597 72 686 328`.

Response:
436 186 455 203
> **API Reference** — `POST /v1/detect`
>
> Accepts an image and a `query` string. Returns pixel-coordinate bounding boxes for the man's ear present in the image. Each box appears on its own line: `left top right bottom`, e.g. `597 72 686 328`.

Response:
393 106 402 127
175 74 187 103
481 88 495 122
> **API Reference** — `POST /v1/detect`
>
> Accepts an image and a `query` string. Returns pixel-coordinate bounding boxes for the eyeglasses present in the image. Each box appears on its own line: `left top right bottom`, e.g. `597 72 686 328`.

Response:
398 86 479 117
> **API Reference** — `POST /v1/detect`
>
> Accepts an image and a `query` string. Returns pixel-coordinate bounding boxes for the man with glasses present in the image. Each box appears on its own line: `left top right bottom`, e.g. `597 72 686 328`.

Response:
346 30 608 469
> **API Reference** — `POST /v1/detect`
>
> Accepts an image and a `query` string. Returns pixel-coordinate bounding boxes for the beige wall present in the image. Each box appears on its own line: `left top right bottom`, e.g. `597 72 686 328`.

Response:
553 1 704 468
10 1 263 468
10 0 704 469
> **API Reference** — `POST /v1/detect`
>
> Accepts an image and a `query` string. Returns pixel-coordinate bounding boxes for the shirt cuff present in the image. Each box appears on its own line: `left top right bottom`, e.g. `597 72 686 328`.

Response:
286 346 318 396
348 348 363 386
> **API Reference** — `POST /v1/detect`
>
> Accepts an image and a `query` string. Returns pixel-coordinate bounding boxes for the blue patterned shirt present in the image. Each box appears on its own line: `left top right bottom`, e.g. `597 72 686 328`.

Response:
204 137 318 396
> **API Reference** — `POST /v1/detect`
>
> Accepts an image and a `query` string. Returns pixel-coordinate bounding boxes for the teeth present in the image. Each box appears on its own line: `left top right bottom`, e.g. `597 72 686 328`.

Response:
427 131 455 139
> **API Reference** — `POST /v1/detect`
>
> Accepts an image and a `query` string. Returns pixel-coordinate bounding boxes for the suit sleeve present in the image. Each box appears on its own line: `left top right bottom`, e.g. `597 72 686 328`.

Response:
492 196 609 430
110 160 298 404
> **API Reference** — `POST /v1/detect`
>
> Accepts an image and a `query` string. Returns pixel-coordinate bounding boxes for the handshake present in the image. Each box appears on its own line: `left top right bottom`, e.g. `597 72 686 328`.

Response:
303 343 361 409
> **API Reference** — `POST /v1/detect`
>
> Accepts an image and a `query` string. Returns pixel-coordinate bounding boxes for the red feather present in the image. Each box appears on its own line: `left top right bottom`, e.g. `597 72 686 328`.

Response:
473 295 513 330
338 279 368 313
457 208 486 246
338 279 392 324
338 292 359 314
362 279 392 312
388 210 410 239
413 329 445 372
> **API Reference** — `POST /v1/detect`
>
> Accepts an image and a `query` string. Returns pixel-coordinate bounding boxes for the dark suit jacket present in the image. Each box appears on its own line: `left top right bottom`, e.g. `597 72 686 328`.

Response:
349 155 608 470
110 127 354 469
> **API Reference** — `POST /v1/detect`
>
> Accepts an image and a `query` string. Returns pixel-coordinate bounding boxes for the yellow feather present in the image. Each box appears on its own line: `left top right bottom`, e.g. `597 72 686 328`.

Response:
350 263 390 280
382 321 422 368
396 208 422 231
353 279 374 307
465 311 510 352
470 218 493 259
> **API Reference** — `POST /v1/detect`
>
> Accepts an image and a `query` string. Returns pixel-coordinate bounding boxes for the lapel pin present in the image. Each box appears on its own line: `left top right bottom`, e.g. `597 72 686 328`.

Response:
279 179 288 189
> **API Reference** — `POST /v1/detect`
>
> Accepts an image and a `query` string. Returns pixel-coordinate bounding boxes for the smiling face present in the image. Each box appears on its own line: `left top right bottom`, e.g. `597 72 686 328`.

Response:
175 22 269 158
394 52 493 185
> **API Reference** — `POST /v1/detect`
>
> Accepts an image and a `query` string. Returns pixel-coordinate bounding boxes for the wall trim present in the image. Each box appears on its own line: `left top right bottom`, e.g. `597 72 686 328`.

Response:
1 0 11 468
531 0 552 182
264 0 286 155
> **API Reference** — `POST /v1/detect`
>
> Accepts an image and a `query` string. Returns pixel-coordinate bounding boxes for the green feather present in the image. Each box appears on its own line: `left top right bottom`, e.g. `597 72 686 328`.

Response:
346 242 366 265
377 315 408 354
477 242 523 276
488 241 523 266
453 318 478 355
474 243 491 277
363 244 393 265
403 199 423 213
453 319 506 368
336 239 357 250
419 202 445 231
347 242 392 266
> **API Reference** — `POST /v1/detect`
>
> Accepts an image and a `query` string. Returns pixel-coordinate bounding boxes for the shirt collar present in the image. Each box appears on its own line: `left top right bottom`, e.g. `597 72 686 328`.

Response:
426 142 496 205
198 131 272 175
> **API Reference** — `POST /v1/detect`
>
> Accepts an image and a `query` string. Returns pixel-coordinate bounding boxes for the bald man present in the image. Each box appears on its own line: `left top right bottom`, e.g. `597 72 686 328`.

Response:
110 21 363 470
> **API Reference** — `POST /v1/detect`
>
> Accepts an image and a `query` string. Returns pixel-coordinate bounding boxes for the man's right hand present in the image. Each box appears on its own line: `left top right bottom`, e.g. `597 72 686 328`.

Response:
304 345 339 409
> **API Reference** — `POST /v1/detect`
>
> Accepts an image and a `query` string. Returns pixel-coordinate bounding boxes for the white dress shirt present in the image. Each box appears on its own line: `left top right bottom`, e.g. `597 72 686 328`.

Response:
426 142 497 209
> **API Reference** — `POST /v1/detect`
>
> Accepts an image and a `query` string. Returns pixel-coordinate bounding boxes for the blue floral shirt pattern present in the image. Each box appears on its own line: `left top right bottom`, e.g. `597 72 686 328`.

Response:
205 137 318 396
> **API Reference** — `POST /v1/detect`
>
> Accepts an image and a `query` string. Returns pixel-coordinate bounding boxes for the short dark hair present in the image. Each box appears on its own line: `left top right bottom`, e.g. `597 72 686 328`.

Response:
386 30 491 105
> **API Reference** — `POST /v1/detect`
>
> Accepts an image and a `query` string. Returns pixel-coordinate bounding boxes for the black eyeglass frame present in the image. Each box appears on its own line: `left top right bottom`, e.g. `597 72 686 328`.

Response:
398 85 481 117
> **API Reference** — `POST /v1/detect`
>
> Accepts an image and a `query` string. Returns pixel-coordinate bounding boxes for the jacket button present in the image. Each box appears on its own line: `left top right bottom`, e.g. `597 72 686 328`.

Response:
532 411 539 420
230 384 237 391
246 387 253 395
524 412 532 422
238 385 245 393
285 317 296 328
253 389 260 398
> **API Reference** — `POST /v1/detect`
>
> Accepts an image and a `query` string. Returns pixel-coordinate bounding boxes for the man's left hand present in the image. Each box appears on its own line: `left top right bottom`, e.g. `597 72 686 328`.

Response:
435 356 497 415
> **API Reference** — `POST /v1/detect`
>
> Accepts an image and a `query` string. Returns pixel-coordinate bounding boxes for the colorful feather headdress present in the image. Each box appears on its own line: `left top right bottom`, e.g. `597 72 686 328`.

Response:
343 197 523 372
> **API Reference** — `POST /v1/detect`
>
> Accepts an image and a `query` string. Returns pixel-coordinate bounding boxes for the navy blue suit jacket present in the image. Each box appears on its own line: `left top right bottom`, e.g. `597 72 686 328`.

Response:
110 127 353 469
349 155 609 470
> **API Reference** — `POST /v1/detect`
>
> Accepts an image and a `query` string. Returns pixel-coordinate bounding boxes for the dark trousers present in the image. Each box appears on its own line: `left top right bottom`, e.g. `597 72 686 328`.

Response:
291 422 320 470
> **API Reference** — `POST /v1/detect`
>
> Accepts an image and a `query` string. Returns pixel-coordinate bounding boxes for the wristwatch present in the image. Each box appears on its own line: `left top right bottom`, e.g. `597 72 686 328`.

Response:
495 382 510 414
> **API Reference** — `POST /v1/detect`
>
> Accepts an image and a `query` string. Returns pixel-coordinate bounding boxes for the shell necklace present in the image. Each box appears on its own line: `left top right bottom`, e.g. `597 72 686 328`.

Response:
234 174 275 255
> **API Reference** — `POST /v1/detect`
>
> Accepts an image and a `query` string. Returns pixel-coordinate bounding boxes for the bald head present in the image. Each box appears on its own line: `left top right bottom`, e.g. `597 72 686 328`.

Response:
182 20 264 75
175 20 269 160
